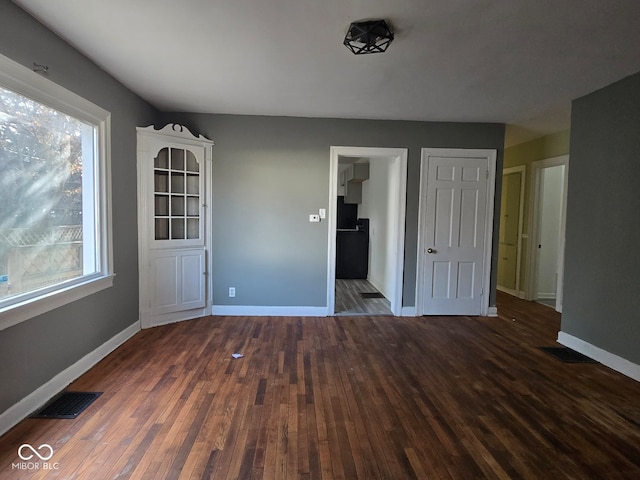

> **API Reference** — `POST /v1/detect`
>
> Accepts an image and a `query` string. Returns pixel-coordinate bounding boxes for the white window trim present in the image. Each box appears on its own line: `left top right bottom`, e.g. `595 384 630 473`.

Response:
0 53 114 332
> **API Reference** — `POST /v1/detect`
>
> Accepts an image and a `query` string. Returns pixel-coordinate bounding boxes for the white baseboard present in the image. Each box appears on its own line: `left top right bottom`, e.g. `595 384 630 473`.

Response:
536 293 556 300
0 321 140 437
557 331 640 382
401 306 417 317
496 285 526 299
400 306 494 317
212 305 327 317
497 285 517 296
496 286 526 299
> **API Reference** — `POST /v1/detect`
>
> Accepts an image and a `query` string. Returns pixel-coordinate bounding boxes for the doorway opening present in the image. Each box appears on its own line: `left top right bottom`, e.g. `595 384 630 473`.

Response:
527 155 569 313
327 147 408 316
497 166 526 297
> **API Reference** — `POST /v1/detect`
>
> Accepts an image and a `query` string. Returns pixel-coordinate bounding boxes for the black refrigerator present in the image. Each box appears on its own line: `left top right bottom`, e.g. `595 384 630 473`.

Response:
336 197 369 279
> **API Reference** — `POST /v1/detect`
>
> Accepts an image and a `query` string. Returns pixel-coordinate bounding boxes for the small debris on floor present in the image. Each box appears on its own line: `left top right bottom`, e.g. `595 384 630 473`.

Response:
232 353 244 359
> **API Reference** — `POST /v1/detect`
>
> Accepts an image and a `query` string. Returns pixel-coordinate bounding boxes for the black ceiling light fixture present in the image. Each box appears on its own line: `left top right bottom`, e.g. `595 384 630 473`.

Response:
343 19 394 55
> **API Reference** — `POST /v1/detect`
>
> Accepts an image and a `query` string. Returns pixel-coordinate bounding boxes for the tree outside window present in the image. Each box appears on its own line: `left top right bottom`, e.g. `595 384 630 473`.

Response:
0 86 96 300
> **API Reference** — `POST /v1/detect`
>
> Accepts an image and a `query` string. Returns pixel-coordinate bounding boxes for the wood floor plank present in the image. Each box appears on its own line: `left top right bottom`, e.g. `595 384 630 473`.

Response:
2 293 640 478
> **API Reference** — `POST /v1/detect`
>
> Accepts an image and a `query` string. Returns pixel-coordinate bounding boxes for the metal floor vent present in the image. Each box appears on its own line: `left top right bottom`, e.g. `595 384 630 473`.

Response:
359 292 385 299
539 347 597 364
32 391 102 419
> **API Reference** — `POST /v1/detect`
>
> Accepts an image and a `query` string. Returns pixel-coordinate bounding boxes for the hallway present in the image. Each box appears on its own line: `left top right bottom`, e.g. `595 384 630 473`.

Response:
334 278 392 315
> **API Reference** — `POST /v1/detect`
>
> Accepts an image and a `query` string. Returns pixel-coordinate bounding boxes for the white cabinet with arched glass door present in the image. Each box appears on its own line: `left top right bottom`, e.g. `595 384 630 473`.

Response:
137 124 213 327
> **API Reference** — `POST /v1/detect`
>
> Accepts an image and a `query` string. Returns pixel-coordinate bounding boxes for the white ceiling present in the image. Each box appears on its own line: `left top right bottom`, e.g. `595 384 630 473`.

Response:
13 0 640 146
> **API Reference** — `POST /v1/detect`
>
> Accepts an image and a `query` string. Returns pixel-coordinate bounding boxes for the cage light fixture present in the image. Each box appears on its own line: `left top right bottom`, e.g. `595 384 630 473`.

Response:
343 19 394 55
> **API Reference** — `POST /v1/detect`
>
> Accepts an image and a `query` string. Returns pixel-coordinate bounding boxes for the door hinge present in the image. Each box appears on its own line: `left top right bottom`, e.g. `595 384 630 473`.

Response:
486 170 489 180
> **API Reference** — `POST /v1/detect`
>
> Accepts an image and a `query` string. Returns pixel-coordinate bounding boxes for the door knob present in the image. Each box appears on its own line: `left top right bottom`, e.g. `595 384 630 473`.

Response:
427 248 435 254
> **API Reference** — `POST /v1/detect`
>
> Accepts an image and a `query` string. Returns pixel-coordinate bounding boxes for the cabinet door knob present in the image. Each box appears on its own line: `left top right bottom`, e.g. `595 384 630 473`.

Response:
426 248 435 254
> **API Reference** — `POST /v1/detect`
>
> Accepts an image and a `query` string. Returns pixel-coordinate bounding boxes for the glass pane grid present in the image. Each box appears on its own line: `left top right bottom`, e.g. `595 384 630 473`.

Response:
153 148 200 241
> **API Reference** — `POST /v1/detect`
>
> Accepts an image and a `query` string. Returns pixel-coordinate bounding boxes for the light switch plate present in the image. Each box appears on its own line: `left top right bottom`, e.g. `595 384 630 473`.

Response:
319 208 326 219
309 214 320 223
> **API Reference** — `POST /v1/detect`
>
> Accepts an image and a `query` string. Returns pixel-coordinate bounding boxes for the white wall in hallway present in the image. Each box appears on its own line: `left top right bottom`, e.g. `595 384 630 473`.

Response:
360 158 396 298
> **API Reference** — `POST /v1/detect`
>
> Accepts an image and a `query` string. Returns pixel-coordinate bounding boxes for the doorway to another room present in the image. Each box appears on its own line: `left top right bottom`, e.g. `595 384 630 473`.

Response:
497 166 526 297
528 155 569 312
327 147 408 316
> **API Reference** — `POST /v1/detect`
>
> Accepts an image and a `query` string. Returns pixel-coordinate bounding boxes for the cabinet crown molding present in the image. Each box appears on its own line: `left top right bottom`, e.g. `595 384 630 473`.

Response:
137 124 214 144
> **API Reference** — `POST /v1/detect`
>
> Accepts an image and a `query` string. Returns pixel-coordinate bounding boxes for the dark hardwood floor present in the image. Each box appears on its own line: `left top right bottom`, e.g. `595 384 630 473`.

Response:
1 292 640 479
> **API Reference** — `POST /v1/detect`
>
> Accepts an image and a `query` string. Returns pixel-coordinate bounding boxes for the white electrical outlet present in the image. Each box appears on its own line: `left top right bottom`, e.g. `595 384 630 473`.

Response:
309 214 320 223
228 287 236 297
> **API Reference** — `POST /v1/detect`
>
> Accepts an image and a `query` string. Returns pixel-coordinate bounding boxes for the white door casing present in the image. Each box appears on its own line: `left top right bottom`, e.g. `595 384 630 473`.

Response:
416 148 496 316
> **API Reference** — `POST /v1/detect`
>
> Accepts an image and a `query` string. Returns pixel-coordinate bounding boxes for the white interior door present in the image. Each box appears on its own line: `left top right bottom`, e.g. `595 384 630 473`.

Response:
417 149 495 315
527 155 569 313
535 166 564 300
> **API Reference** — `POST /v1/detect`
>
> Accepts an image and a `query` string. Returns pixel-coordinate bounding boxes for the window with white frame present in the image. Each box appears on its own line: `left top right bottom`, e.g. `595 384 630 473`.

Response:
0 54 113 330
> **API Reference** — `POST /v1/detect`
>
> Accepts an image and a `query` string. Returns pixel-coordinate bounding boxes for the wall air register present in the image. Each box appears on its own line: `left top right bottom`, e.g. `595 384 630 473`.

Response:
539 347 597 363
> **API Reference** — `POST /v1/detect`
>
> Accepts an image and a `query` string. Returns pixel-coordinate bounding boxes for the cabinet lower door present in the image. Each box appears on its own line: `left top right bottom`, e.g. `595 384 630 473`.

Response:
149 248 206 316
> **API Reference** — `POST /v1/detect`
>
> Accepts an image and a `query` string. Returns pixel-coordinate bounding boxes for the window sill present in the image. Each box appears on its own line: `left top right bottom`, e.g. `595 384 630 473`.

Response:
0 274 115 332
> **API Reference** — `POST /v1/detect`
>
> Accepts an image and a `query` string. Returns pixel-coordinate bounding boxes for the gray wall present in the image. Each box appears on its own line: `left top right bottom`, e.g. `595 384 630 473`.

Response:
161 113 505 309
0 2 157 414
562 71 640 364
